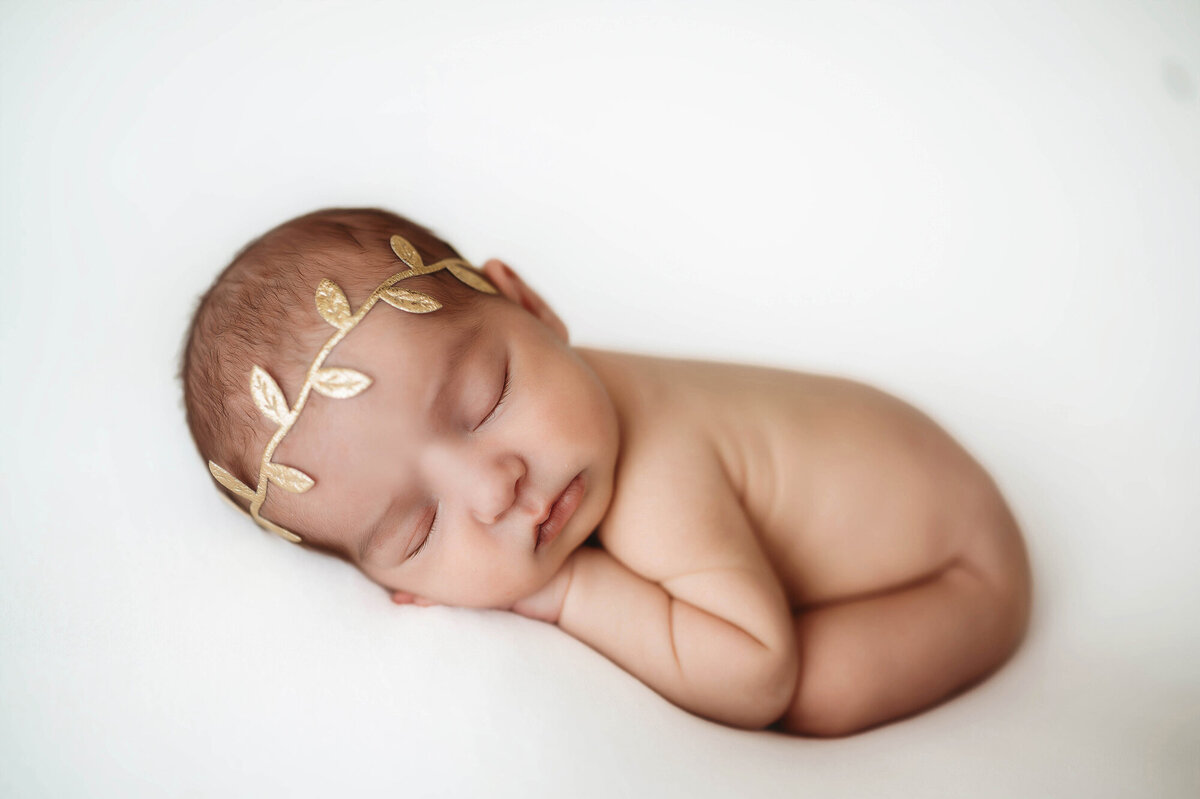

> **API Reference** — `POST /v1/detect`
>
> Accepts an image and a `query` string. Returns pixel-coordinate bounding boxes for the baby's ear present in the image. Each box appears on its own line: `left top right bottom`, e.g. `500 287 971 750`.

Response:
480 258 569 343
390 590 438 607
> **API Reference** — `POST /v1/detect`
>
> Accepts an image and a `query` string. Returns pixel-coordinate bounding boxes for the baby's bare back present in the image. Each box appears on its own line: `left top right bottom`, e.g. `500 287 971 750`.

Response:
579 348 1016 607
574 347 1030 735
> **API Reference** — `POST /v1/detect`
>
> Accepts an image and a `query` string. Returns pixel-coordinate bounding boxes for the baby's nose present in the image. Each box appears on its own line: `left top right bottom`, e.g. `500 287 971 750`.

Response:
468 452 526 525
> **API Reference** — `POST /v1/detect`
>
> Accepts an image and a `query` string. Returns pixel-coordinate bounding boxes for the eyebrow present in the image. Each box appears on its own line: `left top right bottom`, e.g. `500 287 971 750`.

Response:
355 317 486 561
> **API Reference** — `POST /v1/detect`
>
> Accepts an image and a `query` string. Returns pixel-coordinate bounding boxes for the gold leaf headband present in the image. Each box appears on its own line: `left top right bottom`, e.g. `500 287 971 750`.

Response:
207 234 498 543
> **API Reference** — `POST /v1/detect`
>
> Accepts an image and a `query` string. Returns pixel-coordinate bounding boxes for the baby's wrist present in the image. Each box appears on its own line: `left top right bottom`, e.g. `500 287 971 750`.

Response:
511 553 578 624
551 551 579 623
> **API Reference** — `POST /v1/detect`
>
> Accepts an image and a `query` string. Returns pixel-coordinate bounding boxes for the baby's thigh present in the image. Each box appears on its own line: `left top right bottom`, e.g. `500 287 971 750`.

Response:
774 388 1020 608
783 492 1024 612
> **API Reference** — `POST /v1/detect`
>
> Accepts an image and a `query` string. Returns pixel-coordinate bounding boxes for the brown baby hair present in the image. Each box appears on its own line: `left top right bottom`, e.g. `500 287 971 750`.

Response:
178 207 483 556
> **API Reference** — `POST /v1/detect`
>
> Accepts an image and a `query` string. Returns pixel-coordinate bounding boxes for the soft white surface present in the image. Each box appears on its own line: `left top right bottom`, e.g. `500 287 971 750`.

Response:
2 1 1198 796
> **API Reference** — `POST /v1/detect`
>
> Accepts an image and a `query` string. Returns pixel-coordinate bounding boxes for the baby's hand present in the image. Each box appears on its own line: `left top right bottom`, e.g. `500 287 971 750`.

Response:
508 554 578 624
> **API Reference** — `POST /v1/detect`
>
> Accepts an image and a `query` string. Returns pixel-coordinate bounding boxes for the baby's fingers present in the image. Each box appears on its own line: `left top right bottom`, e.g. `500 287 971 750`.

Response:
390 590 439 607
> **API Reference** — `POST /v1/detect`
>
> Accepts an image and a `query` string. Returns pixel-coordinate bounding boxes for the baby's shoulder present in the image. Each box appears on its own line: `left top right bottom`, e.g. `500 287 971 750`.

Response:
578 349 761 576
576 346 807 492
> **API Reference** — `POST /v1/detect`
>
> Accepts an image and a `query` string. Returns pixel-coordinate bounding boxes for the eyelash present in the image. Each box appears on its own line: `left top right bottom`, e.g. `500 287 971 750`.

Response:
408 503 439 560
476 362 511 429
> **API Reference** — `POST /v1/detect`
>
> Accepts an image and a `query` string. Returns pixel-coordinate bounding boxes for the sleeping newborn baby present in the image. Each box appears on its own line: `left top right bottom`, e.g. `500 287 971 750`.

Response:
179 207 1032 737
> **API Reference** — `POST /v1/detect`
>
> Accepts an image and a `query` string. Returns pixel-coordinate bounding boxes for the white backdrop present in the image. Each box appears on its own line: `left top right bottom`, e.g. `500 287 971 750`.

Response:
2 1 1197 796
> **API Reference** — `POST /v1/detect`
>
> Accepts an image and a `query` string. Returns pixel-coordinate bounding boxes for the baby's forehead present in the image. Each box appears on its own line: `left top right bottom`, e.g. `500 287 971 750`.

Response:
337 298 487 366
305 303 491 420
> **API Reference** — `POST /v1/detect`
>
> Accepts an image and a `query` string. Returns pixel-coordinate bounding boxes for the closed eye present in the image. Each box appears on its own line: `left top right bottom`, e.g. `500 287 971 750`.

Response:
407 503 438 560
476 362 511 429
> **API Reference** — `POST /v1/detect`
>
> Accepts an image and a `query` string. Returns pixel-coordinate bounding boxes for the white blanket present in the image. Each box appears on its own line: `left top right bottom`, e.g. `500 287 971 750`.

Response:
2 1 1197 795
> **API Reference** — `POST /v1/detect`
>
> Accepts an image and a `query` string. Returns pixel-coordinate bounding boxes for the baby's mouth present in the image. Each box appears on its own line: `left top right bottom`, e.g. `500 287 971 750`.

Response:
535 472 585 551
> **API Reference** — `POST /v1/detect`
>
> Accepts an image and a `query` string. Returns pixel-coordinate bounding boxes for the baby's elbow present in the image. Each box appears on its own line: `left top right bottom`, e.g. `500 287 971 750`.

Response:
724 638 800 730
759 640 802 728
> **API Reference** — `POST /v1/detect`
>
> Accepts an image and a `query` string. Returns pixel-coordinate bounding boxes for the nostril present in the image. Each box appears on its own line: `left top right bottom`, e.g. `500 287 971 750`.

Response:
474 506 500 525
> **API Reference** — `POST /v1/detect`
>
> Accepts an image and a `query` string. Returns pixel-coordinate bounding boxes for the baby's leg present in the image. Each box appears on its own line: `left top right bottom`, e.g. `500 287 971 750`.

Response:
777 507 1031 737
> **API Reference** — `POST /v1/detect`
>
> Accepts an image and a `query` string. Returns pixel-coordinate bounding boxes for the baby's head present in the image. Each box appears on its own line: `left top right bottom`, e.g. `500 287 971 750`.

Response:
180 208 619 608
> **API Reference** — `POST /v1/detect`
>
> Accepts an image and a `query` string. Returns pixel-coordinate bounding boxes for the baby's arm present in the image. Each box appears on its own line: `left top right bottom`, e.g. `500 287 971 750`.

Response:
559 547 796 728
524 457 798 729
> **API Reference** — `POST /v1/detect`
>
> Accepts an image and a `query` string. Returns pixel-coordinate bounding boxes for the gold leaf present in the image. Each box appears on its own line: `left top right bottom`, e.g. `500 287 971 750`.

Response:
446 262 498 294
380 286 441 313
315 279 352 329
390 235 424 271
311 367 372 398
208 461 256 502
250 366 291 426
265 462 314 493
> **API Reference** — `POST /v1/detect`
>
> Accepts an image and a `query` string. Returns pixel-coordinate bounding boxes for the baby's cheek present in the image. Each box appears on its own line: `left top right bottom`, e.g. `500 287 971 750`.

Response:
445 564 545 609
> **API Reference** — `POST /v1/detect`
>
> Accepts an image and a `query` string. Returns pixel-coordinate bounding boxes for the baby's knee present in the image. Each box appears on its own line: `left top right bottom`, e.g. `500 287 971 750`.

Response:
963 505 1034 661
776 666 876 738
